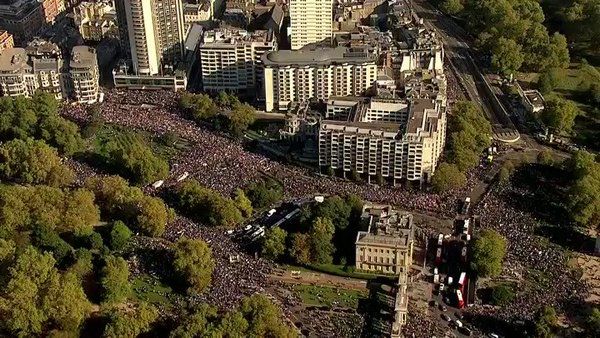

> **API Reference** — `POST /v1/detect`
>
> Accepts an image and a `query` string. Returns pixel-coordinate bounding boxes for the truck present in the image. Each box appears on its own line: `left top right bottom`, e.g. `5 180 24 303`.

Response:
461 197 471 214
437 234 444 246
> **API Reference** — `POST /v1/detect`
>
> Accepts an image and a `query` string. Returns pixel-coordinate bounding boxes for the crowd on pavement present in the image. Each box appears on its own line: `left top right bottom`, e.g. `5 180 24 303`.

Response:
58 88 584 337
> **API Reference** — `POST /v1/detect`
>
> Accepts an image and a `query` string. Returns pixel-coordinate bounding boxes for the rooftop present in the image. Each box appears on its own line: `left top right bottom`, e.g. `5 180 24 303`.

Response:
201 28 274 47
356 204 414 248
70 46 97 69
0 48 29 72
263 46 376 66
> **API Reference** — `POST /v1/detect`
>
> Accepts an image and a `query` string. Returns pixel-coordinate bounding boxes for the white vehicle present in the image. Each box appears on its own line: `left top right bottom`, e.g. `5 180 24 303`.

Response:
455 320 463 328
244 225 253 231
225 229 234 235
177 172 189 182
488 334 499 338
437 234 444 246
434 268 439 275
447 276 453 285
314 195 325 203
433 274 440 284
267 209 277 217
439 283 445 291
152 180 164 188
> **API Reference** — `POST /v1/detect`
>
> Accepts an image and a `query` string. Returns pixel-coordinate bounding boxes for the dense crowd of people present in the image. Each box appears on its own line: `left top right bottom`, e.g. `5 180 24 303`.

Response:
469 181 588 322
58 88 585 337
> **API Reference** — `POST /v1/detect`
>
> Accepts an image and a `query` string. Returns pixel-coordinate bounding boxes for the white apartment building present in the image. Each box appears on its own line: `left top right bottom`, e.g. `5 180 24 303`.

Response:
318 95 446 183
73 0 118 42
199 28 276 95
262 46 377 112
67 46 100 104
289 0 333 50
0 44 100 103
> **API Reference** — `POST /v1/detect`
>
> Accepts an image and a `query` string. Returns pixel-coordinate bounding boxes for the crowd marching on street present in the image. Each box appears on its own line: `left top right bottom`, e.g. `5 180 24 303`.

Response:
58 88 588 337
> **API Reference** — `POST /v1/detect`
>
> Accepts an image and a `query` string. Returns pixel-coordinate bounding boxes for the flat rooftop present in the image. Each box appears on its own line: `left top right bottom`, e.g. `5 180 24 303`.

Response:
70 46 97 69
524 90 545 108
356 204 415 248
263 46 376 66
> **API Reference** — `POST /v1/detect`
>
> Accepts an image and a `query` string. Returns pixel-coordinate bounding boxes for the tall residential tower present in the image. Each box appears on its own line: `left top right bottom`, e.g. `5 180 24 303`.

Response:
289 0 332 50
115 0 185 75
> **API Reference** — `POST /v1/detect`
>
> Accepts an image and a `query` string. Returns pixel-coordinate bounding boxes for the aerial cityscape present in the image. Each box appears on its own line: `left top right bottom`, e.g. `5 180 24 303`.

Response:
0 0 598 337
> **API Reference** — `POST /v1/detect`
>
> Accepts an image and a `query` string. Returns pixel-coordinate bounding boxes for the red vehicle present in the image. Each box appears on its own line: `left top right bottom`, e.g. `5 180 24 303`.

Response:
456 289 465 309
435 247 442 265
458 272 467 292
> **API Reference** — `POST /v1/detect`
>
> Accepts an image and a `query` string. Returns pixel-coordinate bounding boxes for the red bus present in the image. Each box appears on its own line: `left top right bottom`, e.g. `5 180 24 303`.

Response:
435 247 442 265
456 289 465 309
458 272 467 291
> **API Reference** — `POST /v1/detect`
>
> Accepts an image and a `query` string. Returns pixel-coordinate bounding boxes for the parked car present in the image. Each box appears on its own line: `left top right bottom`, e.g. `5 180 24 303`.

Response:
441 314 451 322
438 304 447 312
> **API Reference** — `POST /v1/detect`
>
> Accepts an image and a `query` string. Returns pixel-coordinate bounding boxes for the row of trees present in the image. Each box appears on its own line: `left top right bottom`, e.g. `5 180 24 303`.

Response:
431 101 492 192
566 151 600 228
440 0 570 75
0 93 84 155
178 93 257 136
261 195 363 266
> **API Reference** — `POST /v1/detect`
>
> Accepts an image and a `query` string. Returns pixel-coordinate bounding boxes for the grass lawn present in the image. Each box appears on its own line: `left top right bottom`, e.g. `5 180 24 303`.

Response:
293 284 367 309
132 275 177 308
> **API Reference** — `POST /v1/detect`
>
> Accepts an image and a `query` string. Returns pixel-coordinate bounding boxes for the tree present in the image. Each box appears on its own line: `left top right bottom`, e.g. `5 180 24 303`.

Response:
312 196 352 231
220 310 249 337
101 256 131 304
43 272 92 332
0 138 74 187
68 249 94 280
179 93 218 121
544 33 570 70
491 37 524 75
176 179 243 227
169 304 220 338
261 227 287 260
103 302 158 338
229 103 256 136
172 237 215 294
110 221 132 251
431 163 467 192
240 294 295 338
289 233 311 265
534 306 558 338
537 68 561 95
537 150 554 165
234 189 253 218
490 284 515 306
585 307 600 337
440 0 463 15
135 196 169 237
540 96 580 134
31 225 73 264
38 115 84 156
245 178 283 209
63 189 101 235
309 217 336 264
471 229 507 277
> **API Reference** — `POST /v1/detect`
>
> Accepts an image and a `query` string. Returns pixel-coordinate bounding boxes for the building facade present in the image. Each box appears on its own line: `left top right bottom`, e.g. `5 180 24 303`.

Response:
289 0 333 50
0 30 14 52
355 204 414 275
0 0 45 46
115 0 185 75
73 0 118 42
262 46 377 112
0 42 100 103
67 46 99 104
318 95 446 183
199 28 276 95
40 0 65 24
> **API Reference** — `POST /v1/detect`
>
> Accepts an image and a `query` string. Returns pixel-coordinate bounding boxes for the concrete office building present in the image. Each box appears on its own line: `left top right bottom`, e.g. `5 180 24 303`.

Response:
113 0 187 89
66 46 99 103
73 0 118 42
199 28 276 95
318 94 446 183
0 42 100 103
262 46 377 112
355 204 414 275
0 0 44 46
289 0 333 50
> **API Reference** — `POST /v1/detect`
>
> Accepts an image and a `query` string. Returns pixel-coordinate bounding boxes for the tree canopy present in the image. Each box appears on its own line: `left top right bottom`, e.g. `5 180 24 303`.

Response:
431 163 467 192
172 237 215 294
540 95 580 134
471 229 507 277
261 227 287 260
103 302 158 338
175 179 243 227
567 151 600 228
179 93 218 122
244 178 284 209
229 103 256 136
0 138 74 187
101 255 131 305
